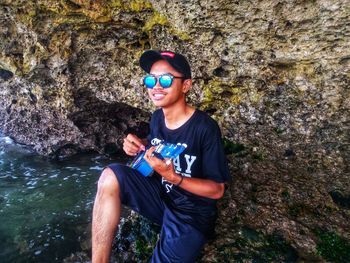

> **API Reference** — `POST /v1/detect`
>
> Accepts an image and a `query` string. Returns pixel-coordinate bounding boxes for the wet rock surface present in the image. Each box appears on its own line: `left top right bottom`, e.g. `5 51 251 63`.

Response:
1 0 349 261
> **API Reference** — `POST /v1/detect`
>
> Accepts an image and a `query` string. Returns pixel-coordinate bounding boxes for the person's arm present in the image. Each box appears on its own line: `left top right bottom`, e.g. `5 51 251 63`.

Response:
174 176 225 199
143 146 225 199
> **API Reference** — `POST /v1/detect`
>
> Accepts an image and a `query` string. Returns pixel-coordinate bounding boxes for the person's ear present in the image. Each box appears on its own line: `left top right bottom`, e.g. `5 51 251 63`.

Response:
182 79 192 94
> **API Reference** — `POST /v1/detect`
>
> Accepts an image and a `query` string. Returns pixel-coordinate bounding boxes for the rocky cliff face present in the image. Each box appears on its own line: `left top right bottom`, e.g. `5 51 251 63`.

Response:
1 0 349 261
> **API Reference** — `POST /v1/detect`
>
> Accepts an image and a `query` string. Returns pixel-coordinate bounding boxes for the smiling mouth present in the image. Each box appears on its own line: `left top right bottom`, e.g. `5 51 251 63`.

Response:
152 93 166 99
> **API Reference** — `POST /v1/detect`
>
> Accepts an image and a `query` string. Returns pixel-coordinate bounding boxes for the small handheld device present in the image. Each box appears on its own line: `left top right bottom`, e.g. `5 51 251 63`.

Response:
129 142 187 177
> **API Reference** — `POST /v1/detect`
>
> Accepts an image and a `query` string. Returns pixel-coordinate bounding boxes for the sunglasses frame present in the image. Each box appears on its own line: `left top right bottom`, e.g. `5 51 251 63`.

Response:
143 73 185 89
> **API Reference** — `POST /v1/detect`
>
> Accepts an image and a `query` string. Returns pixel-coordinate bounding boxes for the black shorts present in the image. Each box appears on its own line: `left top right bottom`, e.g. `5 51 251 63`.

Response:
106 163 207 263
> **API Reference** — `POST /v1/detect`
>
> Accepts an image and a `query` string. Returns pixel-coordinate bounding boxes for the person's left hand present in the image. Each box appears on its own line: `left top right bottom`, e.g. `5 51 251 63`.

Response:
143 146 180 184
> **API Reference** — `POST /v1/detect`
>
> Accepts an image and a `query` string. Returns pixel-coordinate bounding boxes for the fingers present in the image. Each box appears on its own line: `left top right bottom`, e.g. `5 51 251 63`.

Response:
144 148 172 169
128 134 146 151
144 146 156 161
123 134 146 156
164 158 172 166
144 152 176 182
123 140 139 156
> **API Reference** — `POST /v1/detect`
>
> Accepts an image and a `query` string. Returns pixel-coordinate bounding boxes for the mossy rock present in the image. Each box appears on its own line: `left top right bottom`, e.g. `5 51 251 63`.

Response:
315 230 350 263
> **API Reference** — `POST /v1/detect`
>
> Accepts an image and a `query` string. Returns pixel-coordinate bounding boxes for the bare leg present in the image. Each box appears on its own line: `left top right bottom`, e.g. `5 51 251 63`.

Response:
92 168 121 263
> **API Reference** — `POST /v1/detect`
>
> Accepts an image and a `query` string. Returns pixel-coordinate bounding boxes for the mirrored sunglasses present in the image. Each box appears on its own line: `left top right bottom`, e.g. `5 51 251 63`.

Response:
143 73 184 89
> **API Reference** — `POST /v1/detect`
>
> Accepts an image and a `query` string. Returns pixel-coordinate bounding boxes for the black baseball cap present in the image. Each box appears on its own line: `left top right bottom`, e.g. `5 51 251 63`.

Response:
139 50 192 79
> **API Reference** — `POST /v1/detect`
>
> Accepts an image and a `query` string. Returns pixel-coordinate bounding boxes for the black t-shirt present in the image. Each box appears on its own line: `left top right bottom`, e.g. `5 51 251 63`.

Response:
148 109 230 237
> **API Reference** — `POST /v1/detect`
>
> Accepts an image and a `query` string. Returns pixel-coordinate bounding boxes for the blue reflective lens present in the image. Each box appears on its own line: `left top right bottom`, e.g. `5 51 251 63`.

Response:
159 75 173 88
143 75 157 88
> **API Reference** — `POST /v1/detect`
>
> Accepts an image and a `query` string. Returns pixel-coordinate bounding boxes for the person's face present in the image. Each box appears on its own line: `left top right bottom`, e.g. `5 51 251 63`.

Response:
147 60 191 108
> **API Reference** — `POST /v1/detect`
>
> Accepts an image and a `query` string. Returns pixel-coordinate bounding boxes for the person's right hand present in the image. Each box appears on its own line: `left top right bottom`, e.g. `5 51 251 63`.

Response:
123 134 146 156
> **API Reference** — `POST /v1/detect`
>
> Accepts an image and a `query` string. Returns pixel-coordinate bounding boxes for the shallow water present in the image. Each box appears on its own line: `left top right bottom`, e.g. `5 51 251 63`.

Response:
0 134 127 263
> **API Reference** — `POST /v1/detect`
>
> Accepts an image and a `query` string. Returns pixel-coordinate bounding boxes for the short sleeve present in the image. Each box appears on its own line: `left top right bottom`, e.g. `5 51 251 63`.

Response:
146 115 154 143
201 122 231 183
147 109 161 144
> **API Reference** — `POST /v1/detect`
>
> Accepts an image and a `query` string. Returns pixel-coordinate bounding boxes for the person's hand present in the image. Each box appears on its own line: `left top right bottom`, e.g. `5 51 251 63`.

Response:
123 134 146 156
143 146 181 184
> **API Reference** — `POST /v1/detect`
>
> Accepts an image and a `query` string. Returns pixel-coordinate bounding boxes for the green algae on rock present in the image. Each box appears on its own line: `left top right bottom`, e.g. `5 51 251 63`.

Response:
315 230 350 263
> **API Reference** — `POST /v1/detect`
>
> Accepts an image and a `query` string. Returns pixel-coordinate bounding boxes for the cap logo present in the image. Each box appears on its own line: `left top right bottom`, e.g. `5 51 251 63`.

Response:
161 51 175 58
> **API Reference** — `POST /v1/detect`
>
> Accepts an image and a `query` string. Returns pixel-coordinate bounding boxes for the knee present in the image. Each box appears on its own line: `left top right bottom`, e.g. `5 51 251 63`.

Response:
97 167 119 194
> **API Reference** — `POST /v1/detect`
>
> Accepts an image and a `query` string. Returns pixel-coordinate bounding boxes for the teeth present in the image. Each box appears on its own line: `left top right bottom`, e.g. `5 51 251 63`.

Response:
154 93 165 97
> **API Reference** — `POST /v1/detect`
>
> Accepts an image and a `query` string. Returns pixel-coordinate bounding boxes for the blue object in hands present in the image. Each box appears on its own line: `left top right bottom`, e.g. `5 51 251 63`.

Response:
129 142 187 177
